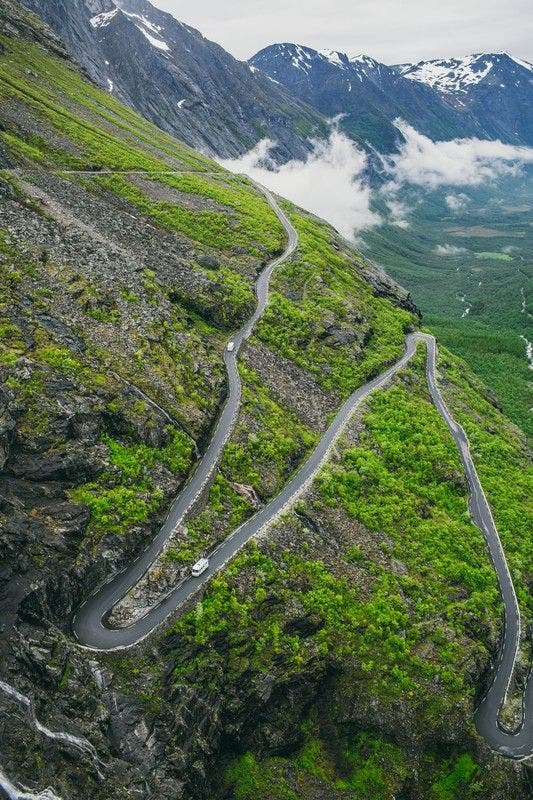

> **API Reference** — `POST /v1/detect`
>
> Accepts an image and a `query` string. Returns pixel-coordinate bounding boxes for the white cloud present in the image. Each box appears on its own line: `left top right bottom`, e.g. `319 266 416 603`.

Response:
446 193 469 211
386 120 533 189
434 244 468 256
384 197 411 228
218 129 381 239
218 121 533 241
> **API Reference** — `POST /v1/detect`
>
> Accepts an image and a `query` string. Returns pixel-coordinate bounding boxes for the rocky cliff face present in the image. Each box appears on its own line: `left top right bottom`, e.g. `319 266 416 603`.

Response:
19 0 328 161
0 3 531 799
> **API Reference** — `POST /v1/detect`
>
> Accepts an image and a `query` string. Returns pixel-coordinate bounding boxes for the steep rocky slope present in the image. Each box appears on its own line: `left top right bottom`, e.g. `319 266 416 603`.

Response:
0 3 531 799
19 0 328 160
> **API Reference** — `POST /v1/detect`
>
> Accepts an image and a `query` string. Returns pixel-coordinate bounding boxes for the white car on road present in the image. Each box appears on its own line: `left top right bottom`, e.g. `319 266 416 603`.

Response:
191 558 209 577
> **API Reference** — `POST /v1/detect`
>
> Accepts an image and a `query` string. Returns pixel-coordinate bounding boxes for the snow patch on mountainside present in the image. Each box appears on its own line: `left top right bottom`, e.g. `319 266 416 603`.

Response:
134 24 169 51
90 8 118 29
402 55 494 93
120 9 163 35
90 5 169 51
289 45 312 73
318 49 346 68
512 55 533 72
348 54 380 72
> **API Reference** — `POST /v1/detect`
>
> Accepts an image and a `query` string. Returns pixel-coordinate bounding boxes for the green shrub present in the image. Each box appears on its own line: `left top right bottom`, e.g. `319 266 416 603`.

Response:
69 483 163 536
430 754 478 800
225 752 298 800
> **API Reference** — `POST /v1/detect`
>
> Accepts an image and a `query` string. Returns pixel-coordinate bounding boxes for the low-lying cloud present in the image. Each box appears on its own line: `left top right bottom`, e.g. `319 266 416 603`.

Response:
218 130 380 238
445 193 469 212
434 244 468 256
219 121 533 241
386 120 533 190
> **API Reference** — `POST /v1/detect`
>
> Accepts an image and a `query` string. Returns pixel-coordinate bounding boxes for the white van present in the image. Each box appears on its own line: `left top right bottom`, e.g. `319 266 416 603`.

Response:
191 557 209 577
227 341 235 352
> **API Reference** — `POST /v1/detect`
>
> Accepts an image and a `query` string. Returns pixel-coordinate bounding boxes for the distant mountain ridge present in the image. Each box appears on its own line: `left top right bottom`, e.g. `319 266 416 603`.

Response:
18 0 533 158
250 44 533 151
399 52 533 94
398 53 533 145
20 0 328 160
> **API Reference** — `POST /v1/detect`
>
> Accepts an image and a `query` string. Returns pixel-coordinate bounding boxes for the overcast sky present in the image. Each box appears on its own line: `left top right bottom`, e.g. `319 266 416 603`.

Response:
150 0 533 63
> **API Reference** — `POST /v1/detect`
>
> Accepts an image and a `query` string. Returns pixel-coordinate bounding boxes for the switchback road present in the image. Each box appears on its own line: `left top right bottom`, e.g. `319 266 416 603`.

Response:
67 182 531 759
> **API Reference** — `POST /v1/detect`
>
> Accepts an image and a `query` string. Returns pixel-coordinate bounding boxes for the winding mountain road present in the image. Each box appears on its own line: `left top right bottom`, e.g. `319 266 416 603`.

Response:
422 336 532 760
71 185 531 760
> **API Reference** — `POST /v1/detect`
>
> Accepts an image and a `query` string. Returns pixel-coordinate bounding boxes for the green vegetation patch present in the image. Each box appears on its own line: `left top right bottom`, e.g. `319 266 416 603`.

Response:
334 733 408 797
222 363 318 494
154 172 286 253
226 752 298 800
474 251 512 261
255 209 414 397
224 733 480 800
0 319 26 365
69 482 164 537
429 754 479 800
69 430 193 537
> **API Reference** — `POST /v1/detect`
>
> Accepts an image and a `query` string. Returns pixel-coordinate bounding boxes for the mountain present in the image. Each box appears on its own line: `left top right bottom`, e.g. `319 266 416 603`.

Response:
399 53 533 145
1 2 531 799
19 0 328 160
19 1 533 159
250 44 533 150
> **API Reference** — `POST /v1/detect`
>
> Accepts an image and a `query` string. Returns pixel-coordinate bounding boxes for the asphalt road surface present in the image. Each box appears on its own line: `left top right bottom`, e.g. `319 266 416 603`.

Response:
68 183 531 759
422 337 532 760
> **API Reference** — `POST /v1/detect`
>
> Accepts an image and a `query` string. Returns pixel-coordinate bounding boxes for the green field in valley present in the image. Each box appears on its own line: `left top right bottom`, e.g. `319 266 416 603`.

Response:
362 174 533 438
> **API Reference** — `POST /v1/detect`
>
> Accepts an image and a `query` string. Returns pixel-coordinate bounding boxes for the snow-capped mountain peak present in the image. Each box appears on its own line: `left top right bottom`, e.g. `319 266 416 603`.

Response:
400 53 533 94
400 55 493 93
347 53 379 68
251 44 392 86
252 44 387 77
317 48 348 68
90 2 170 51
